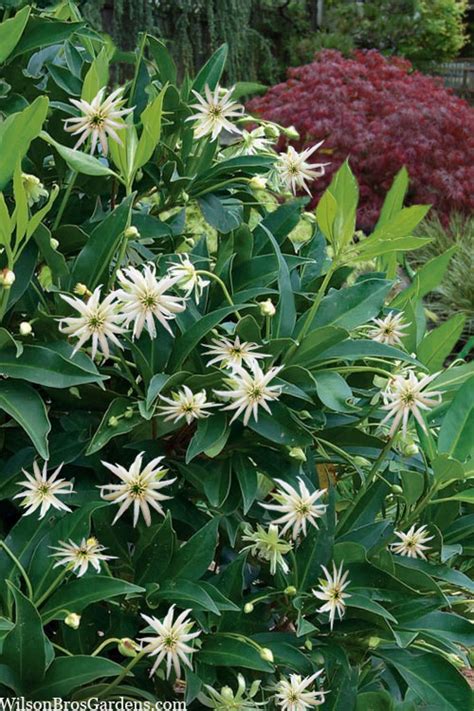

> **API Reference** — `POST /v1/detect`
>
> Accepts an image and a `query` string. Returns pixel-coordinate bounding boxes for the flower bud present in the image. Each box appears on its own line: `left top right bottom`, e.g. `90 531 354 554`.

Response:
124 407 134 419
181 191 190 203
86 537 98 546
288 447 307 462
0 269 15 288
124 226 140 239
118 637 139 658
249 176 267 190
260 647 274 663
264 123 280 140
19 321 33 336
221 687 234 701
402 442 419 457
108 416 119 428
259 299 276 317
304 639 313 651
353 456 371 468
50 238 59 250
285 125 300 140
244 602 254 614
302 211 317 224
391 484 403 495
73 283 90 297
64 612 81 629
368 636 381 649
284 585 297 596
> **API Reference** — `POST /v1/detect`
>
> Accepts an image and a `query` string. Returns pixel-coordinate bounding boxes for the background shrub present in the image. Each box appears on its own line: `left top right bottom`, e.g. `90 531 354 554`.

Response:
248 49 474 230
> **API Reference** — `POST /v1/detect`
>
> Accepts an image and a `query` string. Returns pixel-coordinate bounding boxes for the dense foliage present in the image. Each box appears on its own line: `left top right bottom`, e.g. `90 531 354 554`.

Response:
249 49 474 230
0 3 473 708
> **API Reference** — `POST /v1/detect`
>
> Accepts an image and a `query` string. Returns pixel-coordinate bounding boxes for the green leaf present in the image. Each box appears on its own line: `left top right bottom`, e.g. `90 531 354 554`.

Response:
192 44 228 93
261 225 296 338
436 488 474 505
168 518 219 580
199 635 274 672
40 577 144 623
0 6 30 64
170 304 244 368
316 189 337 244
32 223 68 282
0 381 50 458
3 583 47 687
248 402 312 446
391 247 457 308
287 326 349 367
347 592 397 623
147 579 225 614
134 86 166 170
9 18 83 59
186 413 229 463
328 160 359 250
198 194 243 233
305 278 392 332
86 397 142 455
134 513 176 585
432 454 465 488
82 46 109 102
356 691 394 711
375 167 409 229
29 656 126 700
376 649 472 711
369 205 430 243
148 36 177 83
41 132 118 178
314 339 418 364
417 314 466 373
0 97 49 191
72 194 134 289
438 376 474 461
313 371 355 412
357 235 431 260
0 345 105 388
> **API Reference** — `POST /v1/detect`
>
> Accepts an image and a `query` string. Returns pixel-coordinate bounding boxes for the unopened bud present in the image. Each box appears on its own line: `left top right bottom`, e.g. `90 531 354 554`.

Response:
288 447 307 462
302 211 317 224
19 321 33 336
244 602 254 614
259 299 276 317
249 176 267 190
64 613 81 629
391 484 403 495
86 537 98 547
264 123 280 140
285 125 300 140
403 442 419 457
353 456 370 467
368 636 381 649
221 687 234 701
124 226 140 239
124 407 134 419
50 238 59 250
284 585 297 596
108 416 119 428
304 639 313 650
260 647 274 663
0 269 15 288
181 191 190 204
73 283 90 297
118 637 139 658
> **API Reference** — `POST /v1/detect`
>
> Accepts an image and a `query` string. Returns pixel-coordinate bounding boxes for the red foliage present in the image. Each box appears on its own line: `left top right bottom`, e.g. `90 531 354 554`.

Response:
248 50 474 230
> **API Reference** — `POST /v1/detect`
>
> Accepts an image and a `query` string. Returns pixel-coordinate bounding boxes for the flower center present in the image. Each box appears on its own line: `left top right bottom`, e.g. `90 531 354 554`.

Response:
164 633 178 650
128 478 148 499
88 313 105 332
209 104 223 119
38 484 51 496
140 292 158 310
247 385 263 402
89 113 105 127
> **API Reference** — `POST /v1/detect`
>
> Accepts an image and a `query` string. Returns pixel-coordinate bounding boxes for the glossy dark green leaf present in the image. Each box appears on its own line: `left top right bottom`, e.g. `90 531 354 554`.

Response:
186 413 228 463
192 43 228 92
0 97 49 190
134 513 177 585
168 518 219 581
3 583 47 687
248 402 312 446
29 656 126 700
199 635 274 672
438 376 474 462
10 18 83 58
0 381 50 458
86 397 142 455
417 314 465 373
0 345 105 388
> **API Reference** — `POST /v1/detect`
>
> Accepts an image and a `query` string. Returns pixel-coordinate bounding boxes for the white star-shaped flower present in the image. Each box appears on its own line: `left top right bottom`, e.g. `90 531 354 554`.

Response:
157 386 218 425
98 452 175 527
187 84 244 141
369 311 410 347
114 263 186 339
139 606 201 679
312 561 351 629
167 255 209 303
203 335 269 370
391 523 433 559
261 478 327 540
241 523 292 575
50 537 115 577
13 461 74 519
213 362 283 425
59 286 126 360
275 670 326 711
64 87 133 155
276 142 329 195
381 370 442 436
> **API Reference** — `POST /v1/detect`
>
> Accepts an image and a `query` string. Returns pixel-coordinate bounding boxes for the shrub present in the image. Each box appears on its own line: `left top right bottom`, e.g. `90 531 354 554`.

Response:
248 49 474 230
0 3 473 707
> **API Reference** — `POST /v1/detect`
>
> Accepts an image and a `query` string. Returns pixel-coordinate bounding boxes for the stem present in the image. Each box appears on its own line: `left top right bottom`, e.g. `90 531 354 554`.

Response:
91 637 123 657
336 428 399 534
35 567 68 607
286 265 336 361
52 642 74 656
0 541 34 600
196 270 241 319
96 650 147 699
117 350 142 397
53 170 78 231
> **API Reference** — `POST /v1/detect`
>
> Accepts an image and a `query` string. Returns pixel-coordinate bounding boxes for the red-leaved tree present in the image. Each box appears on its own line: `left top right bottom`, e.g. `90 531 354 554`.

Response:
248 50 474 230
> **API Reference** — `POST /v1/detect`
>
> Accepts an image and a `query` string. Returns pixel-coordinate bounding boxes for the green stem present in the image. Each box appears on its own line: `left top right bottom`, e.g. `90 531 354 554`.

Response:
196 270 241 319
91 637 123 657
96 650 147 699
336 428 399 534
53 170 78 231
286 265 336 361
35 567 68 607
52 642 74 657
117 350 142 397
0 541 34 600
